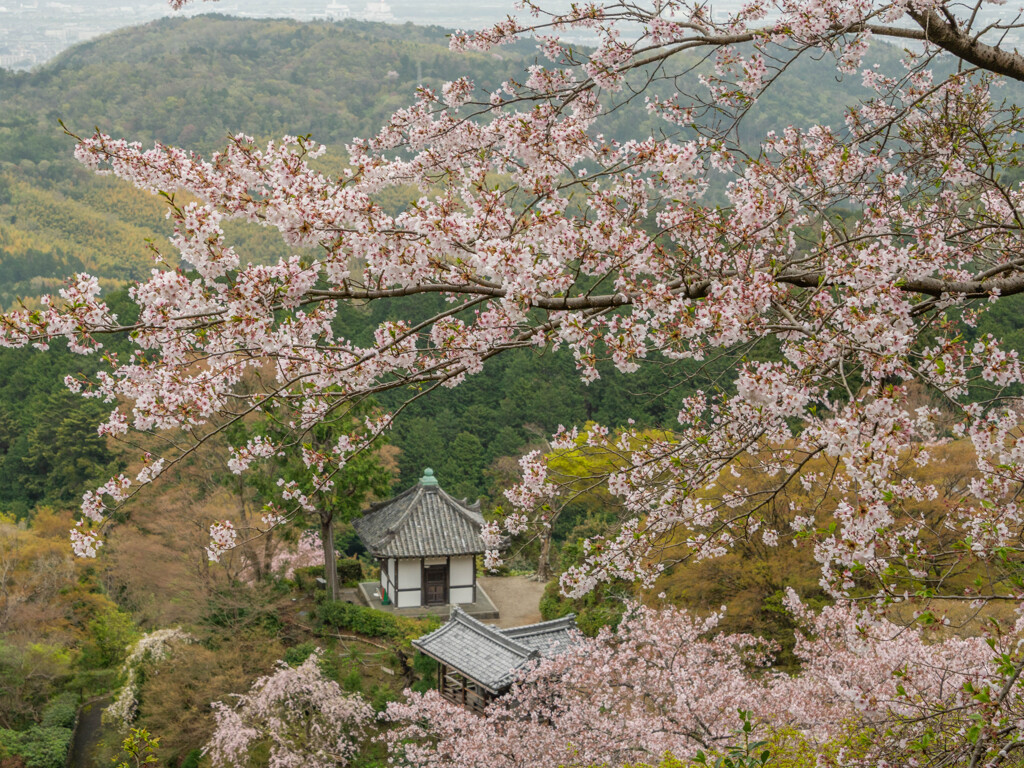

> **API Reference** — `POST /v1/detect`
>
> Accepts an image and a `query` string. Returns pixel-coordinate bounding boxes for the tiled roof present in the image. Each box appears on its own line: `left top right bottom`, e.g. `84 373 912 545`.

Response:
353 474 486 558
502 615 578 657
412 606 577 693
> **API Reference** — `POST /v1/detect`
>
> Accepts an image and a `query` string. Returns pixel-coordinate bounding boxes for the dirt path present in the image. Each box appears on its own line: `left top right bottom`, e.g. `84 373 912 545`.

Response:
69 697 110 768
478 575 547 628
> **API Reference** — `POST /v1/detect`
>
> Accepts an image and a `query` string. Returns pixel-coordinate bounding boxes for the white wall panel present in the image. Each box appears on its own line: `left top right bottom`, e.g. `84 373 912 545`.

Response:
399 558 422 588
450 556 474 586
397 588 421 608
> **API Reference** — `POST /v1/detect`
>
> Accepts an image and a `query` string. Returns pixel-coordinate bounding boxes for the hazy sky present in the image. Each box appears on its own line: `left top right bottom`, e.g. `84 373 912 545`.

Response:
2 0 571 69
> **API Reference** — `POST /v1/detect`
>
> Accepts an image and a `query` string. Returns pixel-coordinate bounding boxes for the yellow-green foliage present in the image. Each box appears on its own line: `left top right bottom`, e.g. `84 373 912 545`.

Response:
618 724 875 768
8 178 167 275
761 724 875 768
621 754 691 768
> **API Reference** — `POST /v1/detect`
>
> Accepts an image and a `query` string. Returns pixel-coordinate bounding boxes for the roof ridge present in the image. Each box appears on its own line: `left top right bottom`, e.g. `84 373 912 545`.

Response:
500 613 577 637
435 486 485 527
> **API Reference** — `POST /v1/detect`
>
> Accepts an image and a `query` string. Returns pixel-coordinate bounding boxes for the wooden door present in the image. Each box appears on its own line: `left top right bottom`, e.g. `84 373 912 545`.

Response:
424 564 447 605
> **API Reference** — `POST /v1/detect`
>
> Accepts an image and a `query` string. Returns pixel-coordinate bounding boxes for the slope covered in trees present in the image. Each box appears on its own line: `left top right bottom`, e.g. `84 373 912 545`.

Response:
7 5 1024 766
0 15 919 301
2 14 1003 510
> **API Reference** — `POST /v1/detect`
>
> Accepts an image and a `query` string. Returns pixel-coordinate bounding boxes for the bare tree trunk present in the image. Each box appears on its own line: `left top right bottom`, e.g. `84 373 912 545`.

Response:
236 477 265 581
320 512 339 602
537 529 553 582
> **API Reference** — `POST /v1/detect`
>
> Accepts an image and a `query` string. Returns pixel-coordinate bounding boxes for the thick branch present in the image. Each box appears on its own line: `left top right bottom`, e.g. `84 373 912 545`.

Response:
307 265 1024 314
909 9 1024 81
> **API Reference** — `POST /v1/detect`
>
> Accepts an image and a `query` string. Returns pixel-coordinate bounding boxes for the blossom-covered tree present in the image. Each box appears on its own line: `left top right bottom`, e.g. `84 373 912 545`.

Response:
1 0 1018 604
223 405 391 600
4 0 1024 761
106 628 194 732
386 596 1019 767
205 651 372 768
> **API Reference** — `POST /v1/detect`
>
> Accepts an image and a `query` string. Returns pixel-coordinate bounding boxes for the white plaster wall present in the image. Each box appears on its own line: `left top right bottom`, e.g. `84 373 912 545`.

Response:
381 558 397 597
450 556 475 604
397 588 421 608
450 556 474 585
399 559 422 589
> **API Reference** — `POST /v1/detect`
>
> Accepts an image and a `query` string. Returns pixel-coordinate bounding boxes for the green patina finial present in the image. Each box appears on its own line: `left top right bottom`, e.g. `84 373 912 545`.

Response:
420 467 438 486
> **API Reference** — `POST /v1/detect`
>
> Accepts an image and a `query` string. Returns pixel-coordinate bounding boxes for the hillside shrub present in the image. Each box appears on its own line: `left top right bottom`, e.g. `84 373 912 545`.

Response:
80 607 137 669
316 600 424 641
0 727 72 768
341 668 362 693
39 694 77 729
283 642 341 681
539 579 627 636
293 566 324 592
293 559 363 591
337 558 362 586
282 642 318 667
409 652 438 693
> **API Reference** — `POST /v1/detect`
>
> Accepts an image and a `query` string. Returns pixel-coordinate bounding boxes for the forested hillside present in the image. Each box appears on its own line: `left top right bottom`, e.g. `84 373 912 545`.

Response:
0 15 919 302
0 17 539 301
4 5 1024 768
0 13 935 512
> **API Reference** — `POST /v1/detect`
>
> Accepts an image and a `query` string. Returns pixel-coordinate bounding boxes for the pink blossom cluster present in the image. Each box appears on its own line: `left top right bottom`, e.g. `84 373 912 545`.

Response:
385 597 1019 767
206 651 373 768
268 530 325 580
0 0 1021 628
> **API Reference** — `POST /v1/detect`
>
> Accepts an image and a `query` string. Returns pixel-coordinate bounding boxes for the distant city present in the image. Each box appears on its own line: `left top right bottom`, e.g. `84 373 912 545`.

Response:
2 0 1020 72
0 0 560 70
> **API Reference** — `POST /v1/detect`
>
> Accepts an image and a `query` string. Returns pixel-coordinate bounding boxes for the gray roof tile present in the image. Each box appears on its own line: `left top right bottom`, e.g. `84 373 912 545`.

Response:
412 606 577 692
353 478 486 558
502 615 578 657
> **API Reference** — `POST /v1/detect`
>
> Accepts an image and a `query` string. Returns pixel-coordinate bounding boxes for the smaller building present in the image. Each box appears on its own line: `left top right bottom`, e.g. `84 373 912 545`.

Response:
412 606 577 714
353 469 485 610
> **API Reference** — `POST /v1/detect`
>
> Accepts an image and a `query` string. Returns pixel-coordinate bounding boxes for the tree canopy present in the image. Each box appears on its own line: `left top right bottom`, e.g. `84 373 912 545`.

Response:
5 0 1024 763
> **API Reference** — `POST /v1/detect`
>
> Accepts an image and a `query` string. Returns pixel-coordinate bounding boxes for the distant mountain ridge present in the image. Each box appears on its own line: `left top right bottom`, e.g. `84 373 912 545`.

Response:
0 16 538 304
0 14 1022 524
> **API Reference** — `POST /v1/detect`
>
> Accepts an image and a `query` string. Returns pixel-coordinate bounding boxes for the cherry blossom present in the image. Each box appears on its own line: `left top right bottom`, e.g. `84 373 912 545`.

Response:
385 598 1024 767
0 0 1022 683
206 651 372 768
0 0 1021 763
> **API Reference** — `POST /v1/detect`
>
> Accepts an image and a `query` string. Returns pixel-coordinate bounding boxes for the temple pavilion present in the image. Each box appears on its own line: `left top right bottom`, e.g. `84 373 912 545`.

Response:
413 605 577 713
353 468 487 610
